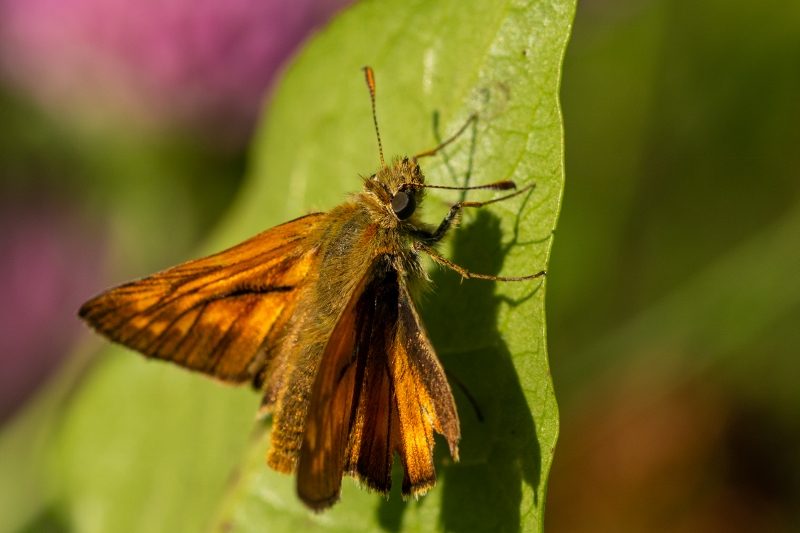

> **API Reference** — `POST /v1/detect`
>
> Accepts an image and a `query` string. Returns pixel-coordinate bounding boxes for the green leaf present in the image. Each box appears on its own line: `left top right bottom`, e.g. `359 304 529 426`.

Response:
209 0 574 531
0 1 573 533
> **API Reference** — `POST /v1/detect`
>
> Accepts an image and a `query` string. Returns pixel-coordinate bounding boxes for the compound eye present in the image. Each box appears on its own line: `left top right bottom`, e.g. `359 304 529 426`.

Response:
391 190 416 220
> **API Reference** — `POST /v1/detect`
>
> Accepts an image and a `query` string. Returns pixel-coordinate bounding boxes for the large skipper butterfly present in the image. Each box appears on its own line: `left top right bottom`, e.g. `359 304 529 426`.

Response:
79 67 546 511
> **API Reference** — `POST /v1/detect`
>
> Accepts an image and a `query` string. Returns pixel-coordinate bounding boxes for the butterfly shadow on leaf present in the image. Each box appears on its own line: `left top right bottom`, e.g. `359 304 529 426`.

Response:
377 209 541 532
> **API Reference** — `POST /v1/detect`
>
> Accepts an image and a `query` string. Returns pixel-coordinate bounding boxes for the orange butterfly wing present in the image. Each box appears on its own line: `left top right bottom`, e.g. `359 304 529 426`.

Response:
295 268 373 510
79 213 326 384
391 280 460 497
296 259 460 510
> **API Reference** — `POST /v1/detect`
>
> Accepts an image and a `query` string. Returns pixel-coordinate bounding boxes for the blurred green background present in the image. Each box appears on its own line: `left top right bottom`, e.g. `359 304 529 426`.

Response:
1 0 799 531
546 0 800 531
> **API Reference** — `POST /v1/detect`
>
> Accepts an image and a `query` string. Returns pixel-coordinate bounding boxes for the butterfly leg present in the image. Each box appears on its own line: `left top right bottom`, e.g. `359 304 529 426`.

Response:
413 114 477 160
418 183 536 244
412 241 546 282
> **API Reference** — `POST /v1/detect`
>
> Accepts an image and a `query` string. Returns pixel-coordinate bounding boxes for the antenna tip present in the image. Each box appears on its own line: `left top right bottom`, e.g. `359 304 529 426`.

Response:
363 66 375 92
493 180 517 190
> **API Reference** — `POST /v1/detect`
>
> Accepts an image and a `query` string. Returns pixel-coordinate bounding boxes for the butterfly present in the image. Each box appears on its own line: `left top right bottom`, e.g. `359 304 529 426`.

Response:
78 66 546 511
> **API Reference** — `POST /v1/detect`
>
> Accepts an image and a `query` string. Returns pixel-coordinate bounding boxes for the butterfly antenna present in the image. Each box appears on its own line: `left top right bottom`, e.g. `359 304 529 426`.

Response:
420 180 518 191
363 66 386 168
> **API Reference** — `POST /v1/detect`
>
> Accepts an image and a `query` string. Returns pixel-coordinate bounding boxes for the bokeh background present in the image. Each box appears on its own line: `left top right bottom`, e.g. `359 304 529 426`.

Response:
0 0 353 424
546 0 800 531
1 0 798 532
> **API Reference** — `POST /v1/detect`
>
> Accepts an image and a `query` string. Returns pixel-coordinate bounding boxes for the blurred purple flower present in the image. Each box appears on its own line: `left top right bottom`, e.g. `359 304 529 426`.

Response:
0 0 354 144
0 199 105 423
0 0 355 421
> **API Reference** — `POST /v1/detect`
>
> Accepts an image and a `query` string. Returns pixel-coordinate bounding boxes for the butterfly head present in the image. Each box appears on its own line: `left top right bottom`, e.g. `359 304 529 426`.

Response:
364 156 426 222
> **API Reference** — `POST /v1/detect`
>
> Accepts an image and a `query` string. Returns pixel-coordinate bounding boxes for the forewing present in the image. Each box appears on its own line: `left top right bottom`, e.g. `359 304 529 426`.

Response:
78 213 325 384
